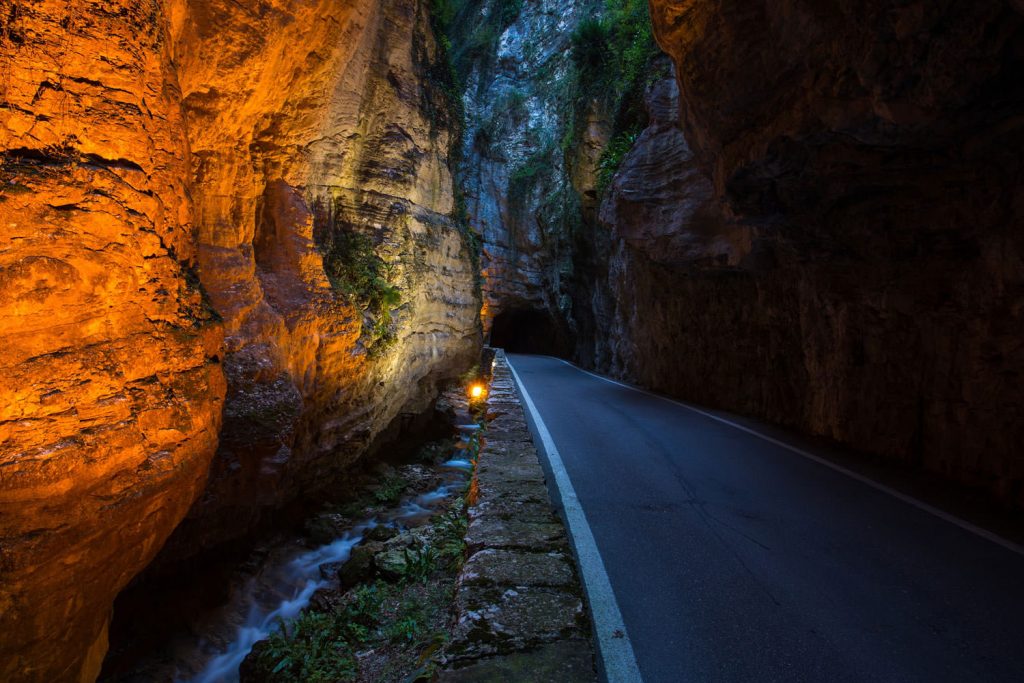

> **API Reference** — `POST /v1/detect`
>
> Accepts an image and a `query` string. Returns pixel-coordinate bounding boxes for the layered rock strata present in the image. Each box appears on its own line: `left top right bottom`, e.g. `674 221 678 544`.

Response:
156 0 481 564
456 0 1024 505
1 0 481 680
591 0 1024 505
0 3 225 681
455 0 596 347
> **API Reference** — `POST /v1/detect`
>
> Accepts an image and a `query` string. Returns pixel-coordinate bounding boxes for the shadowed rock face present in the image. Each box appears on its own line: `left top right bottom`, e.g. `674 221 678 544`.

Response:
1 0 479 680
595 0 1024 505
456 0 594 340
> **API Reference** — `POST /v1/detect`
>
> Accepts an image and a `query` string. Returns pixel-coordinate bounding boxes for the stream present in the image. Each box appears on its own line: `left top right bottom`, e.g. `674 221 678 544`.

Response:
120 423 478 683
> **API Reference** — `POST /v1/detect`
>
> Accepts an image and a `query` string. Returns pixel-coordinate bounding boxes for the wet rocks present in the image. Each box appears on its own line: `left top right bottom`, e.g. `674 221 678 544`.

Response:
339 544 382 589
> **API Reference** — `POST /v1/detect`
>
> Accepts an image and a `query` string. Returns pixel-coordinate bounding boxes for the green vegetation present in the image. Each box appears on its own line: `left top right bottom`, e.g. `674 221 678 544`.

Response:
256 495 473 681
251 408 486 681
508 143 557 215
596 130 641 195
563 0 667 194
434 497 469 563
400 546 438 584
373 473 409 504
257 591 374 682
430 0 523 77
321 230 401 356
258 606 362 679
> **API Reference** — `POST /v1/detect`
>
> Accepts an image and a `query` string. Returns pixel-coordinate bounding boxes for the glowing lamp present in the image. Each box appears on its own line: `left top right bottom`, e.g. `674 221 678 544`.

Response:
469 383 485 400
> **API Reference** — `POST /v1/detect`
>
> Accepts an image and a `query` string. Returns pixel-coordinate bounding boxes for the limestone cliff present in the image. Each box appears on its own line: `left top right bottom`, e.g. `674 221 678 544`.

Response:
0 0 480 680
593 0 1024 506
0 2 225 681
450 0 1024 507
451 0 596 352
157 0 481 564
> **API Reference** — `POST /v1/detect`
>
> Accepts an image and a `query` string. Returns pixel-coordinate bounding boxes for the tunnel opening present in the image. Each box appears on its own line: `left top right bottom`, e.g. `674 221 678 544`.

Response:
488 308 572 357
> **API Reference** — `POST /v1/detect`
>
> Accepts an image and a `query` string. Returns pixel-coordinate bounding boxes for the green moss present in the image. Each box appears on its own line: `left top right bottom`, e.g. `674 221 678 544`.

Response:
373 473 409 504
321 230 402 355
563 0 667 196
508 144 556 215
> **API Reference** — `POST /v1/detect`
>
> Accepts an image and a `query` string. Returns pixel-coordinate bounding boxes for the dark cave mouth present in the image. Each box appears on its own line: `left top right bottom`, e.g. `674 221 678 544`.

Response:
488 307 573 357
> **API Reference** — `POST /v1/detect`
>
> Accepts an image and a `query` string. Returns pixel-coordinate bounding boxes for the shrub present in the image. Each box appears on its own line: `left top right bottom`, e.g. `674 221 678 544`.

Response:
596 129 641 194
563 0 665 197
321 230 402 355
258 612 358 682
571 18 611 78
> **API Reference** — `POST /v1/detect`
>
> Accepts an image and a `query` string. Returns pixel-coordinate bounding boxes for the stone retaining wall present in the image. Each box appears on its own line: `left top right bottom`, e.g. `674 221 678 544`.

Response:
438 351 597 681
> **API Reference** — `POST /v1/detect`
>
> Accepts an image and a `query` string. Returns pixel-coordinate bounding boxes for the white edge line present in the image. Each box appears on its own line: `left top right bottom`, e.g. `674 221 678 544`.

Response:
554 357 1024 558
507 358 645 683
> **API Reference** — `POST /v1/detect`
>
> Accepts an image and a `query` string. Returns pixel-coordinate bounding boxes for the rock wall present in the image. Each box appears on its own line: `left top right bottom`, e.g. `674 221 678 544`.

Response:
454 0 597 348
452 0 1024 506
1 0 480 680
0 2 225 681
588 0 1024 505
156 0 481 564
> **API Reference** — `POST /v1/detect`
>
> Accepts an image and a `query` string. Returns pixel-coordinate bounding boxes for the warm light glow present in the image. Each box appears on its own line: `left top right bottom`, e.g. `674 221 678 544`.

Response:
469 383 485 399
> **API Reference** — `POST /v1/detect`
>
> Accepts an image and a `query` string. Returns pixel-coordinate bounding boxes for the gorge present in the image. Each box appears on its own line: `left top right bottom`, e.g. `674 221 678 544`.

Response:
1 0 1022 681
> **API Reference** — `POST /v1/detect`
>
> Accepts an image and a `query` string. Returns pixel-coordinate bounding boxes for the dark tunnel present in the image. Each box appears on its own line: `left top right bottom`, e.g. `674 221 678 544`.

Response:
488 308 573 357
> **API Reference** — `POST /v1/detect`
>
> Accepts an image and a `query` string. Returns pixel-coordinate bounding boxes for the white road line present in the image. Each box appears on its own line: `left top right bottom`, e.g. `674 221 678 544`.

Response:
507 358 645 683
553 357 1024 558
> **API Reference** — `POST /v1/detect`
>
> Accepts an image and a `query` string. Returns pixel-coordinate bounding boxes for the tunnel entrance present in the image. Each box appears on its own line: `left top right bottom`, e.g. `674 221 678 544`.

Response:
489 308 572 357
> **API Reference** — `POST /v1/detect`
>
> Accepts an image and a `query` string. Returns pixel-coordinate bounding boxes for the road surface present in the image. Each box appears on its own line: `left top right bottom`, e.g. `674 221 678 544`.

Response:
507 354 1024 683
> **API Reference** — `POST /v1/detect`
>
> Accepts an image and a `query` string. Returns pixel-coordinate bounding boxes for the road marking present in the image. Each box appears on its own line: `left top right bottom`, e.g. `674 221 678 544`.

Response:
552 357 1024 558
507 358 645 683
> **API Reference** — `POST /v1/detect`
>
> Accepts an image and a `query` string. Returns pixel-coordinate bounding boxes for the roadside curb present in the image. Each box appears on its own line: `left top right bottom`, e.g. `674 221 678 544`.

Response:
437 350 597 682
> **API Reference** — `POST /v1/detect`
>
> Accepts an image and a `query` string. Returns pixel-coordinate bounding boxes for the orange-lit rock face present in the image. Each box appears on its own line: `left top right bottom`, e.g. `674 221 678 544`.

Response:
151 0 481 561
3 0 479 675
0 2 226 682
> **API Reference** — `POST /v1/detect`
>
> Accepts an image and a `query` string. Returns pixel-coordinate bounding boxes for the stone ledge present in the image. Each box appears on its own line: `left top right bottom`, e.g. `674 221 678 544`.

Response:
437 639 596 683
439 350 596 680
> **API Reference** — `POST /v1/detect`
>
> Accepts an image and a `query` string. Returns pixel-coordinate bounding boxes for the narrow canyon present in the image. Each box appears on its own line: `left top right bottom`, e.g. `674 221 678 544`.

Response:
1 0 1022 681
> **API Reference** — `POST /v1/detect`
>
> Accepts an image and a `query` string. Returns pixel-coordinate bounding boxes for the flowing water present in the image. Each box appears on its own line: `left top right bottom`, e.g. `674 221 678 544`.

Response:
165 445 475 683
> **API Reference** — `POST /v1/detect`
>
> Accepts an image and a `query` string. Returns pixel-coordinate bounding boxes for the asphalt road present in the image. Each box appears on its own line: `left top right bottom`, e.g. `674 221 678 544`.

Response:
507 354 1024 683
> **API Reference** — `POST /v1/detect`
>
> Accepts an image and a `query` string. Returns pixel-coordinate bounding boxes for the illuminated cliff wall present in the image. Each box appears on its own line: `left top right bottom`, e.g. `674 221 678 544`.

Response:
0 2 225 680
159 0 480 565
0 1 480 680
